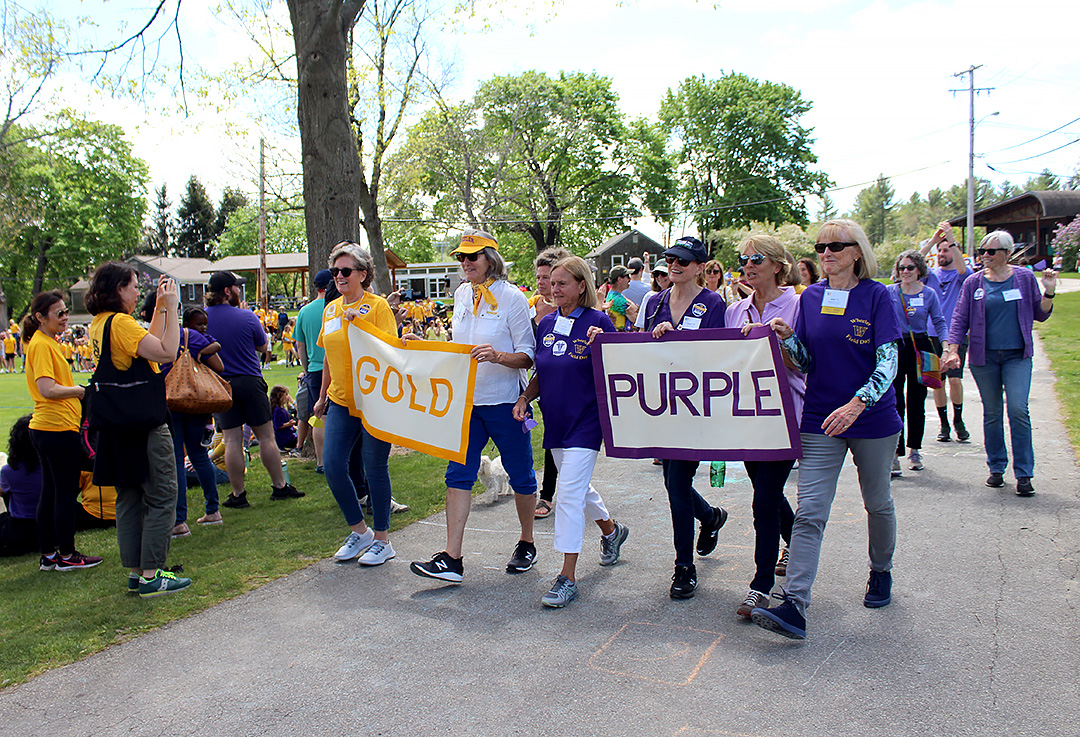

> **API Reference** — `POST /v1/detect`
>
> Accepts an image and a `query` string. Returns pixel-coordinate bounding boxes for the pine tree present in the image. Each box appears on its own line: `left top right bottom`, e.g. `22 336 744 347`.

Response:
175 176 216 259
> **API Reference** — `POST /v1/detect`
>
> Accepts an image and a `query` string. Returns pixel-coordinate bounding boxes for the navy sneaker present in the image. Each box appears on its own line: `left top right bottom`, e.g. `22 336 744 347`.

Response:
670 564 697 599
985 472 1004 488
1016 477 1035 497
864 570 892 608
696 506 728 556
751 599 807 639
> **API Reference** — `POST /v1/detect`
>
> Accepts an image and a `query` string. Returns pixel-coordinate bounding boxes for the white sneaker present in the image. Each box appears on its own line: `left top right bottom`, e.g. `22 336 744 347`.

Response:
358 539 396 566
891 456 903 477
908 450 924 471
334 529 375 561
390 497 410 514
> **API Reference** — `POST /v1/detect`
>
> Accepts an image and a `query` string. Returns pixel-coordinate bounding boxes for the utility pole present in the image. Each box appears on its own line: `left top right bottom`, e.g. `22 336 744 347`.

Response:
952 65 994 257
259 138 268 312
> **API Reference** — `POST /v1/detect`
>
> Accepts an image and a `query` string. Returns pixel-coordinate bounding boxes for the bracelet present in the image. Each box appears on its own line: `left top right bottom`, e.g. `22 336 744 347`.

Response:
1044 292 1055 299
157 308 167 313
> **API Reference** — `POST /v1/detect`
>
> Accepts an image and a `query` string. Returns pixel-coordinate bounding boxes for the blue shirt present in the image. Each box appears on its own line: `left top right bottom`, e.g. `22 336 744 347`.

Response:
205 304 267 378
535 307 614 450
293 297 326 372
983 276 1024 351
796 280 902 439
623 279 649 306
925 268 965 338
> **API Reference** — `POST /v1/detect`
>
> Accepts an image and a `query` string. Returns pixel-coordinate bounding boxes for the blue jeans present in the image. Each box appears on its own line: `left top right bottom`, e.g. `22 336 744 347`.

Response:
444 403 537 494
170 412 220 521
660 460 715 567
324 401 392 531
969 349 1034 478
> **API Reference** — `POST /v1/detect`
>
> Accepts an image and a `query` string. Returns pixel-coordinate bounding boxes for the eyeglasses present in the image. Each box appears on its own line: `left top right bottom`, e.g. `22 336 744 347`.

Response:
897 264 917 272
977 247 1007 256
455 252 482 263
737 254 766 266
814 241 859 254
665 256 693 267
705 268 721 274
55 308 70 318
329 266 362 277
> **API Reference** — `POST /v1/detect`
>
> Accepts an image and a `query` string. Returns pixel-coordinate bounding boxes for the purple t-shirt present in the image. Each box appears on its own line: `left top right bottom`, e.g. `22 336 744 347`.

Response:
272 406 297 448
206 305 267 378
925 268 965 338
0 463 42 519
887 284 947 337
795 280 902 439
536 307 615 451
161 327 215 376
645 287 726 331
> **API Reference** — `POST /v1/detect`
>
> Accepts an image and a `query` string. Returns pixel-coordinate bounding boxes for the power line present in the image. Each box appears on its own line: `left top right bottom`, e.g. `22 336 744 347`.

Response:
988 138 1080 166
983 116 1080 154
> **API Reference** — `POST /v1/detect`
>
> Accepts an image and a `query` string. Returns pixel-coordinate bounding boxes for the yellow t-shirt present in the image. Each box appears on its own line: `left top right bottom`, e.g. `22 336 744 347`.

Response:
25 331 81 432
317 293 397 408
2 335 15 353
78 471 116 521
89 312 157 372
282 326 295 346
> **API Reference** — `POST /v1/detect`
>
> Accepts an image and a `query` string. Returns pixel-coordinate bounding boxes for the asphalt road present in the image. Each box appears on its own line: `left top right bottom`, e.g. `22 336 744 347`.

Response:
1 334 1077 737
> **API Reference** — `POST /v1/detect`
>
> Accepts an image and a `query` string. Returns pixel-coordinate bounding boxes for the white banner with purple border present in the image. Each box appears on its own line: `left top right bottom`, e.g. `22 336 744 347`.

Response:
592 327 801 461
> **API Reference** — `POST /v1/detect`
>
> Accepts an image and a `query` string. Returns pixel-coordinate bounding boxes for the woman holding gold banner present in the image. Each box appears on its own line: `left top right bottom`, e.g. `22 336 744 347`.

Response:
411 230 538 584
514 256 629 608
313 242 400 567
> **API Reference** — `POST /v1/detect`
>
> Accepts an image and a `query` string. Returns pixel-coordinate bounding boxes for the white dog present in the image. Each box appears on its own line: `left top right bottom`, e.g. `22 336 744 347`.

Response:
477 454 511 503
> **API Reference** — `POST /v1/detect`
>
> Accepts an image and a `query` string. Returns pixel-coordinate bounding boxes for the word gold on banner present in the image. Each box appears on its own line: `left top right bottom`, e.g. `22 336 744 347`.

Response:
592 327 801 461
344 320 477 464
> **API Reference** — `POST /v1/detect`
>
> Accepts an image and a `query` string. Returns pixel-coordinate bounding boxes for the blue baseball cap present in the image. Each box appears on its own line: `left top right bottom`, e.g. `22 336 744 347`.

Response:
663 236 710 264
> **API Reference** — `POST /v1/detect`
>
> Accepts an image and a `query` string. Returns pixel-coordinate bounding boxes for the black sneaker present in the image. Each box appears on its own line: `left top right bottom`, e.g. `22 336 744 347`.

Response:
39 554 58 571
985 472 1005 488
270 483 305 500
222 491 251 509
751 598 806 639
696 506 728 556
670 564 697 599
954 417 970 442
410 551 463 583
863 570 892 608
1016 477 1035 497
936 428 951 442
506 540 537 573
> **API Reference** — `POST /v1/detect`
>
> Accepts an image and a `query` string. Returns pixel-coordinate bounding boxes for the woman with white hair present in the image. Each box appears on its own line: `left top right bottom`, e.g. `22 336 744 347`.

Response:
313 242 399 566
751 219 902 640
411 230 538 584
943 230 1056 496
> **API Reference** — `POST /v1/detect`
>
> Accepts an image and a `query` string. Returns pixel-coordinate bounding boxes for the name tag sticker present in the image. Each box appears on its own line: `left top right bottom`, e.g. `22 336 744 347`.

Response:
974 288 985 301
908 296 924 307
528 306 537 319
324 317 341 335
1003 288 1022 302
681 316 702 330
554 315 574 336
821 288 849 315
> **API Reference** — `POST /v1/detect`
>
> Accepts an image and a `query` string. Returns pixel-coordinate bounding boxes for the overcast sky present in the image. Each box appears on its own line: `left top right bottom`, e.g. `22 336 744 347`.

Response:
49 0 1080 244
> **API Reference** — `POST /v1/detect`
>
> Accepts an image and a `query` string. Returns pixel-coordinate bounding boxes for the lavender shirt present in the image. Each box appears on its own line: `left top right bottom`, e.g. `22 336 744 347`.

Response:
948 266 1051 366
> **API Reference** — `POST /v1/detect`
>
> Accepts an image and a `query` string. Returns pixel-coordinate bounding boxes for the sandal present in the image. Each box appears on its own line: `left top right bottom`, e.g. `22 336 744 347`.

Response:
534 499 554 519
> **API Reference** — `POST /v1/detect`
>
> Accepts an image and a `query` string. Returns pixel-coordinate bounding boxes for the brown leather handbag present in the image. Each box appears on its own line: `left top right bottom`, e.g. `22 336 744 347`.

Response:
165 329 233 414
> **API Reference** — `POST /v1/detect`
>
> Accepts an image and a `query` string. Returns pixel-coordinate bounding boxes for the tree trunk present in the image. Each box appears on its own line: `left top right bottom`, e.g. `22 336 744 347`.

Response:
287 0 366 298
32 234 50 296
359 189 392 294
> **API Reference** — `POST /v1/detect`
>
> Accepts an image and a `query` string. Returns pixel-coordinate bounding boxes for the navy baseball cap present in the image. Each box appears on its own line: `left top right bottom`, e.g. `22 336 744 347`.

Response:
313 269 333 289
663 236 710 264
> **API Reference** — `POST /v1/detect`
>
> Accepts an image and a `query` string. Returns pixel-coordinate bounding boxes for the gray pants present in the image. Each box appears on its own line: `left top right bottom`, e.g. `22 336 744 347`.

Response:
785 432 899 616
115 424 178 571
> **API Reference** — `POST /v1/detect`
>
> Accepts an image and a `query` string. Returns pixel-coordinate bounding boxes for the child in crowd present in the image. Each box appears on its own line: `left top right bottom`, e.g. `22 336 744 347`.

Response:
270 385 298 451
182 307 223 445
0 416 42 556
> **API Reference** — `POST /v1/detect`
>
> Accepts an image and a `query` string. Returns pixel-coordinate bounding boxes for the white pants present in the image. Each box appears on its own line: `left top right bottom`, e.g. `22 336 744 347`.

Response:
551 448 610 554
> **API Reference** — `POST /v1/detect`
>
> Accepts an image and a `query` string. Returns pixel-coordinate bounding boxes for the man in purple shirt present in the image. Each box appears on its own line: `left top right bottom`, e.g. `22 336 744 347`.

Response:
921 222 969 442
205 271 302 507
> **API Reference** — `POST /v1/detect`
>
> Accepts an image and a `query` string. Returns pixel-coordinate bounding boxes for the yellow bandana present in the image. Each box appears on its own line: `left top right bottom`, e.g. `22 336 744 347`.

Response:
472 278 498 316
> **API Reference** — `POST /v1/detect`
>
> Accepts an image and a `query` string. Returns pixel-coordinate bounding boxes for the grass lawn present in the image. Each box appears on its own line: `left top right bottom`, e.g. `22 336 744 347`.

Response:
0 361 540 688
1035 291 1080 456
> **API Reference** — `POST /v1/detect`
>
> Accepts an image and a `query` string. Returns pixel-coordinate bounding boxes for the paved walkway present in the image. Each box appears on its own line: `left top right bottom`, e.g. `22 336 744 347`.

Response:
1 336 1078 737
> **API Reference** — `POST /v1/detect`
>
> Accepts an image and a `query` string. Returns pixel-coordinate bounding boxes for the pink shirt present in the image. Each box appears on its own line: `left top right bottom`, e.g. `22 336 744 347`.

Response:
724 287 806 425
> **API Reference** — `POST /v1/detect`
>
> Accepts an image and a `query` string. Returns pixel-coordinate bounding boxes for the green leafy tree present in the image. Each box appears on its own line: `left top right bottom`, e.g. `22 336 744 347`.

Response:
659 73 831 236
853 174 896 246
216 201 309 299
1024 169 1060 192
175 176 216 259
213 187 249 241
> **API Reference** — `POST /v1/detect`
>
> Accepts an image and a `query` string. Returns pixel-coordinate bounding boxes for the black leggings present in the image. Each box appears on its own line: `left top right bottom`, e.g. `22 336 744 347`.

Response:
539 449 558 502
894 333 938 453
29 429 83 556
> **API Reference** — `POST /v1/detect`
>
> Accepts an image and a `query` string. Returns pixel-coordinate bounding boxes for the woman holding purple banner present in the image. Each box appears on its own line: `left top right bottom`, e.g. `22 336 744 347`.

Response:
723 234 804 619
642 236 729 601
751 219 902 640
514 256 628 608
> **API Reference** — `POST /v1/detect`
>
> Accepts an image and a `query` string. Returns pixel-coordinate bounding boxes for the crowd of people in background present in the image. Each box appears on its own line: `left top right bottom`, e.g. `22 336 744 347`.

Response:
0 218 1059 640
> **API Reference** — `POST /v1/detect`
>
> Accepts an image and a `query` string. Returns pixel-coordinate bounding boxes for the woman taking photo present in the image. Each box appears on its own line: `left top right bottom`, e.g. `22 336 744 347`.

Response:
86 262 191 597
643 236 729 600
411 230 537 584
888 251 947 474
22 291 100 571
514 256 628 607
943 230 1055 496
313 242 399 566
723 235 804 618
751 219 901 640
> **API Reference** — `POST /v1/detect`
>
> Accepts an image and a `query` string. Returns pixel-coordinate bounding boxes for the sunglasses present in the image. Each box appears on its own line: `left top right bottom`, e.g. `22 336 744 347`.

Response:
705 268 721 275
814 241 858 254
977 247 1007 256
738 254 767 266
455 252 482 263
55 308 70 318
329 266 362 277
897 264 917 272
665 256 693 267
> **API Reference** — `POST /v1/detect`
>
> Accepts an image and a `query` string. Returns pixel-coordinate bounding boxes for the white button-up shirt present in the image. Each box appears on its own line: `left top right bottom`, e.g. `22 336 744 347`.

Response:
452 279 536 406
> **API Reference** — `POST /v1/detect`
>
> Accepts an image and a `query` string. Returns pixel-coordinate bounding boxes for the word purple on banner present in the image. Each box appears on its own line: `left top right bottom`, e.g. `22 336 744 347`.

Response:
591 327 801 462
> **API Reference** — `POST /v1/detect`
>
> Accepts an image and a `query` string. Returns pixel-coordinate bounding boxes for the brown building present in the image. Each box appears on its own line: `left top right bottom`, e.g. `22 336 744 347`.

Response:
948 190 1080 261
585 230 666 281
